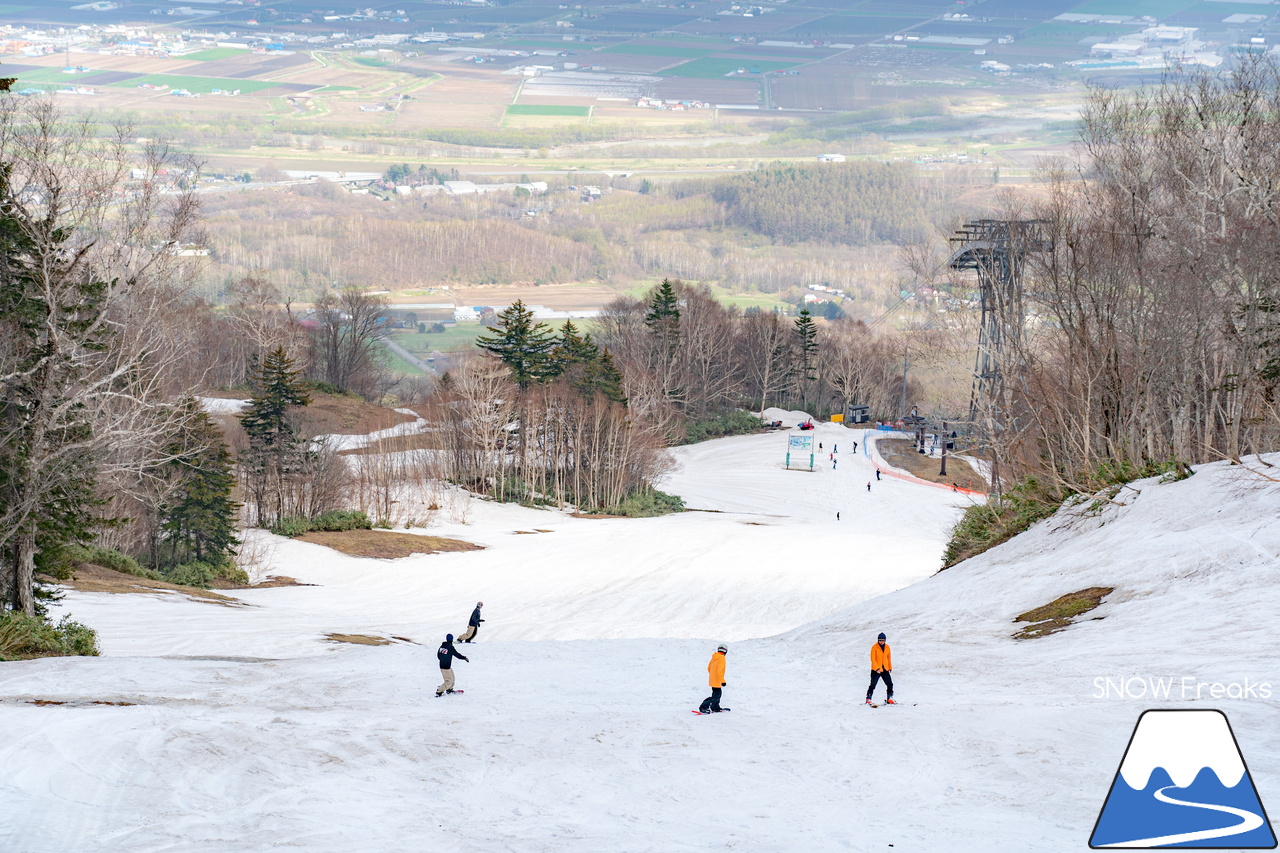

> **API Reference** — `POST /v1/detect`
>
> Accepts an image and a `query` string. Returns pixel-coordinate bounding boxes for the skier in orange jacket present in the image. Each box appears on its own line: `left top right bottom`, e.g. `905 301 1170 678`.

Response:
699 644 729 713
865 632 895 705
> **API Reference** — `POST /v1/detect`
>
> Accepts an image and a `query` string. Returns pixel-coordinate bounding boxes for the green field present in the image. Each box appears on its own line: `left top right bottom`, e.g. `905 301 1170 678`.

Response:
13 68 116 84
392 326 482 355
1073 0 1197 16
353 57 389 68
183 48 249 61
507 104 591 117
661 57 801 78
375 341 426 376
601 44 716 58
111 75 280 94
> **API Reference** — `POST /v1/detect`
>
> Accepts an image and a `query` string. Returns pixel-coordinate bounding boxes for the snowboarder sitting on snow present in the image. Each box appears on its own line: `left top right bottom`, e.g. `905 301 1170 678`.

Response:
865 632 895 705
459 601 484 643
436 634 469 697
699 644 730 713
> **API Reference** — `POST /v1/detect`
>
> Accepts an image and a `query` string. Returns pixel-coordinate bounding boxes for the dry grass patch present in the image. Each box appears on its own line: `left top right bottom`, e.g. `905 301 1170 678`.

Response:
877 438 987 492
302 392 415 436
50 564 247 607
1013 587 1113 640
297 529 483 559
339 432 440 456
325 633 393 646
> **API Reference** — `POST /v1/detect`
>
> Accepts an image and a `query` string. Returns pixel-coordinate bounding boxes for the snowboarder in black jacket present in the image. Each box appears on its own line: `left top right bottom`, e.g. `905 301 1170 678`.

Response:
459 601 484 643
436 634 469 697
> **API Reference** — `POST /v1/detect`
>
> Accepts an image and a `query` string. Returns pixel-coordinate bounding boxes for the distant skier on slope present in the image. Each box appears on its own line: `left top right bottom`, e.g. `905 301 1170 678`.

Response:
436 633 469 697
852 441 858 452
699 644 730 713
459 601 484 643
865 632 895 705
875 469 881 481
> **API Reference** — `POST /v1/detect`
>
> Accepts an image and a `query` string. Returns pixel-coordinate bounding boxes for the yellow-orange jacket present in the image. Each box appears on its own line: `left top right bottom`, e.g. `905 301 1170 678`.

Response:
870 642 892 672
708 652 726 687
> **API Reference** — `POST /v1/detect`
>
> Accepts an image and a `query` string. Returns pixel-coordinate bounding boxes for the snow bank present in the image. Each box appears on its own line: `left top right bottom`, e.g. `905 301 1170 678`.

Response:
314 408 427 452
197 396 249 414
757 407 813 427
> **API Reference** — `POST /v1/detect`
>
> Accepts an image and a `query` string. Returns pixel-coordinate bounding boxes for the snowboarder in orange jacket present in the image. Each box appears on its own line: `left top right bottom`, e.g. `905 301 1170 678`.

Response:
699 645 729 713
865 633 895 705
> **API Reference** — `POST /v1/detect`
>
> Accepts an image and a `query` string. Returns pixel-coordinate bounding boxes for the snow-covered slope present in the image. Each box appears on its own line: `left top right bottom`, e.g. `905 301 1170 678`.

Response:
50 423 969 657
1 439 1277 851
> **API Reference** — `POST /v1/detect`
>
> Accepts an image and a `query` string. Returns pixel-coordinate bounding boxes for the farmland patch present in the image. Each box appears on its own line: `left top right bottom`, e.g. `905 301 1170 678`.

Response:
111 75 282 94
507 104 591 116
661 57 801 77
783 15 928 38
600 44 716 58
583 11 701 31
1072 0 1198 18
182 48 249 62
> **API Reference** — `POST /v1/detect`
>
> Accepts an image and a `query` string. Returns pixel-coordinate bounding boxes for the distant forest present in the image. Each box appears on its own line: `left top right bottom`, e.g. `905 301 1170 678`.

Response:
711 162 929 245
201 161 977 302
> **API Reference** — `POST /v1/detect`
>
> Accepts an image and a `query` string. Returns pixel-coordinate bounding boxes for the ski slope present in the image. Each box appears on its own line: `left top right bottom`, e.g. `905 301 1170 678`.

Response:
2 427 1278 851
42 423 970 658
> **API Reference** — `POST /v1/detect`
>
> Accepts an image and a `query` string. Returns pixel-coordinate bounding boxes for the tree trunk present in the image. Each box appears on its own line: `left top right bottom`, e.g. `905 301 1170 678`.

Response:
13 526 36 615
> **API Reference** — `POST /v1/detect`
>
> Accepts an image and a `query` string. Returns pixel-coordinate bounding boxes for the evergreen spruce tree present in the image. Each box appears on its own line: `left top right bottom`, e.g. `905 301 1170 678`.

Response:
239 347 311 527
476 300 556 390
586 347 627 406
793 308 819 409
644 278 681 354
548 319 597 378
548 320 626 404
157 398 240 571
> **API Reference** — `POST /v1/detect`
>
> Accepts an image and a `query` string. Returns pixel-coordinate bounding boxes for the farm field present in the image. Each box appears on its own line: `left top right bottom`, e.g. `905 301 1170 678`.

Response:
600 45 717 59
661 57 803 78
506 104 592 116
183 48 250 62
110 75 283 94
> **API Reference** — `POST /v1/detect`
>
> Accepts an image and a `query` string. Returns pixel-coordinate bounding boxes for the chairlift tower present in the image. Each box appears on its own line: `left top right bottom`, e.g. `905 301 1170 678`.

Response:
948 219 1050 492
948 219 1049 423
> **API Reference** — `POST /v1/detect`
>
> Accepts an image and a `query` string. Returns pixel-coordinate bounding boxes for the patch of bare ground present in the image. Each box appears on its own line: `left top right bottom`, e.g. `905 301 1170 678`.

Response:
301 392 414 436
338 432 440 455
213 575 312 590
47 564 248 607
26 699 137 707
1013 587 1114 640
877 438 987 492
296 529 483 559
324 633 393 646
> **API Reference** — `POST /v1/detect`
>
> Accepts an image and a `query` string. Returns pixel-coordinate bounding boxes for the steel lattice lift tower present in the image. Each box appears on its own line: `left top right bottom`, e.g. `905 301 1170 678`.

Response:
948 219 1050 423
948 219 1050 493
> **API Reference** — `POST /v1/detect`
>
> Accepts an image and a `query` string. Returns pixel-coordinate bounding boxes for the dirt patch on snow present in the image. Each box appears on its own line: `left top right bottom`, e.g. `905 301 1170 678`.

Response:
877 438 987 492
300 392 414 436
297 529 484 559
324 633 393 646
51 564 249 607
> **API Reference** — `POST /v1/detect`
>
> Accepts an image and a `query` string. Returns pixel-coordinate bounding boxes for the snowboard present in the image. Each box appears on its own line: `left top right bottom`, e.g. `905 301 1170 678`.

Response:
436 690 465 697
692 708 730 715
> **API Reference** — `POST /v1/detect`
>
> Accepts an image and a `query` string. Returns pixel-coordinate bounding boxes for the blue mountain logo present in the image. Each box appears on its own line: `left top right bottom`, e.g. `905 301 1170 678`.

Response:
1091 709 1276 848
